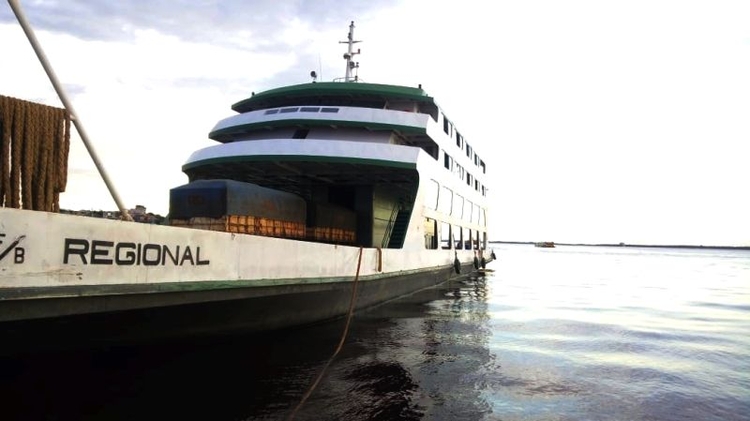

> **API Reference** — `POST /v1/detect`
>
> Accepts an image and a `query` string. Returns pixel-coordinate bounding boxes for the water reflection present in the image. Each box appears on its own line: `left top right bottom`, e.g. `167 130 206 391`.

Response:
282 272 496 420
3 245 748 421
1 271 495 421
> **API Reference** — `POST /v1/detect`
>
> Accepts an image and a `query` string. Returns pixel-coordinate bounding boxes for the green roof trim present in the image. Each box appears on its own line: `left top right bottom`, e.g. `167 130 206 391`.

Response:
232 82 434 113
183 154 417 172
209 118 427 141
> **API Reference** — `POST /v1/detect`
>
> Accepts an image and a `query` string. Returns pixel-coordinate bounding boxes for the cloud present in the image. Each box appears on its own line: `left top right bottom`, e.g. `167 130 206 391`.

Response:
1 0 398 48
3 0 749 245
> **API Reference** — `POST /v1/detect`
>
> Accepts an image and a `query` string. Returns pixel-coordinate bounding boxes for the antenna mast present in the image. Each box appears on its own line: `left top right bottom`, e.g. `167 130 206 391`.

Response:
339 21 361 82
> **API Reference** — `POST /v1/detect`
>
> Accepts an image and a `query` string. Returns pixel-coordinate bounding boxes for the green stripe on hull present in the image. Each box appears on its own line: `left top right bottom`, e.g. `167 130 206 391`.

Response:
1 264 447 300
183 154 417 172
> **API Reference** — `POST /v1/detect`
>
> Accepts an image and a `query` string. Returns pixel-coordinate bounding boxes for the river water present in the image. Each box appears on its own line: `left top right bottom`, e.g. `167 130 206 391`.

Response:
2 244 749 420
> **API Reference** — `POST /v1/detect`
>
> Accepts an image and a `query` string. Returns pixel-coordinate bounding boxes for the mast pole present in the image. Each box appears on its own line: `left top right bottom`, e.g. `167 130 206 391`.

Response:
7 0 133 221
339 21 361 82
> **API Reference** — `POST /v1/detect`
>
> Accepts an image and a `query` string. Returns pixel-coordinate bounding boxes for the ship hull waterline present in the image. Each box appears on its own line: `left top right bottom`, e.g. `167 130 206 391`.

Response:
0 208 485 350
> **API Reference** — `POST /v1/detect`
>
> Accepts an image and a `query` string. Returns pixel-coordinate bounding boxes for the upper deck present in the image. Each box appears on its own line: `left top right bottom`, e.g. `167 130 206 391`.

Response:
231 82 439 118
196 21 488 203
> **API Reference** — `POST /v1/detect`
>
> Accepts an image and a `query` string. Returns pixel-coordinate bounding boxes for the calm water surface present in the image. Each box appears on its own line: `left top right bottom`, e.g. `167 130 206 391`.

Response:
2 245 749 420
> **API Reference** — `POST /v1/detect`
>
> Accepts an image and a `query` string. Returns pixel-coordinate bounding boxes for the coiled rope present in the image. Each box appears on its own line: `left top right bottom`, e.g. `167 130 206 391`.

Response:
286 246 364 421
0 95 70 211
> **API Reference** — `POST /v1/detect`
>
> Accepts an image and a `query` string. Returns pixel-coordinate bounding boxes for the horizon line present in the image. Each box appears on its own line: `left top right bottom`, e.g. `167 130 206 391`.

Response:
489 241 750 251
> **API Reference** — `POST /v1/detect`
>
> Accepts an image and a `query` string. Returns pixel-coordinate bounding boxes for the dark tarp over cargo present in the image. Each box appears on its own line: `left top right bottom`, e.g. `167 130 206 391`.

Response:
169 179 306 222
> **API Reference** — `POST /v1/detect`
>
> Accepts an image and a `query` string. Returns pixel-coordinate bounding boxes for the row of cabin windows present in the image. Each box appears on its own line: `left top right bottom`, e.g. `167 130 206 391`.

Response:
443 152 487 197
442 113 486 175
425 180 487 225
423 218 488 250
264 107 340 115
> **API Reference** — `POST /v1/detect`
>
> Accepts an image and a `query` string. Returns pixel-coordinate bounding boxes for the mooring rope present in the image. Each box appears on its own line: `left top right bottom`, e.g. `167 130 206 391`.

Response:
0 94 70 211
286 246 365 421
10 98 24 208
1 96 13 203
22 97 37 210
55 110 71 212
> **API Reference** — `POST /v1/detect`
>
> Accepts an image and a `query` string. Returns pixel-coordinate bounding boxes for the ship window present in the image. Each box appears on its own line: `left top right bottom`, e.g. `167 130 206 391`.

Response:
482 185 486 196
480 160 486 174
443 114 449 135
425 179 439 210
320 107 339 113
456 132 463 149
264 109 280 115
292 129 309 139
440 222 452 249
439 187 453 215
455 226 463 249
466 143 472 159
474 230 480 249
465 200 473 222
475 179 479 191
465 228 473 250
455 163 464 181
453 194 464 218
443 152 452 171
424 218 438 249
466 172 473 187
300 107 320 112
280 107 299 113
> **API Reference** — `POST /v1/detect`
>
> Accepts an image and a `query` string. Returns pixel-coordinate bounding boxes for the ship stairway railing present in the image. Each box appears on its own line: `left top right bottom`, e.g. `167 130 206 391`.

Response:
381 202 411 249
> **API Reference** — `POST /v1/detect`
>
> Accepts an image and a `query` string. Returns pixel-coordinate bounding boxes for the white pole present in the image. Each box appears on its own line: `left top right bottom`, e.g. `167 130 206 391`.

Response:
345 21 354 82
7 0 133 221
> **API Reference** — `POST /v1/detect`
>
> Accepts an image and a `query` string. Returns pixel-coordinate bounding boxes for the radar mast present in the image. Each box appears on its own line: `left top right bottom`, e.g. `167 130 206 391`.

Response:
339 21 361 82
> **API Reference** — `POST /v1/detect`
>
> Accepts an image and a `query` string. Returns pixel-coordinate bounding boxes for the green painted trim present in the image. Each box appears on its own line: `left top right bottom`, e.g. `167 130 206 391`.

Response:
210 118 427 140
0 264 450 300
232 82 435 113
182 154 417 172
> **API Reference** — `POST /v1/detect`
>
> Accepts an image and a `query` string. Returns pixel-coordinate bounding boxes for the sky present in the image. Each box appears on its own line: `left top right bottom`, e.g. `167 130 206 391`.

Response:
1 0 748 246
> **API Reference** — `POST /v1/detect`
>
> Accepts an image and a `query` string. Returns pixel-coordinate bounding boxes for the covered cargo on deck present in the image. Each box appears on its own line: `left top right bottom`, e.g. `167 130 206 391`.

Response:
307 202 357 244
169 179 307 239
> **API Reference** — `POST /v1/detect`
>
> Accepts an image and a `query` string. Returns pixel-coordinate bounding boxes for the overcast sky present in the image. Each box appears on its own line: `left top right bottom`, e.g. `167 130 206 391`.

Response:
1 0 748 246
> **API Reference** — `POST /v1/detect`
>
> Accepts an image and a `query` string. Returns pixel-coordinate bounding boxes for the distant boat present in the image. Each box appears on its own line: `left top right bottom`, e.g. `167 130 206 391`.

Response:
534 242 555 248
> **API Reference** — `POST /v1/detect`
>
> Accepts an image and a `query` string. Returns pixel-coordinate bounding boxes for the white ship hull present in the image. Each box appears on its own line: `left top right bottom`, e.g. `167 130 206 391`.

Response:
0 207 483 346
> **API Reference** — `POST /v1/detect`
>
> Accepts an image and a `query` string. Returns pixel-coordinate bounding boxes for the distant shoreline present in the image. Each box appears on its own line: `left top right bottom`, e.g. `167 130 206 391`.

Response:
489 241 750 251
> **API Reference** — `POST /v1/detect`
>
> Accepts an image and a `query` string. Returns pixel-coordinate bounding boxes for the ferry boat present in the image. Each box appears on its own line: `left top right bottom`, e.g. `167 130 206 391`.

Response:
0 19 492 345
